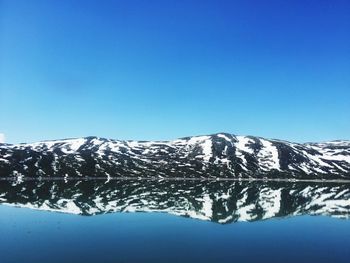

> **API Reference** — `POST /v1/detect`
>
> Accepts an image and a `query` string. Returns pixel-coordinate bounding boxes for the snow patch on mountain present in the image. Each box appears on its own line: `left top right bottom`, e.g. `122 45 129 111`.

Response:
257 139 280 171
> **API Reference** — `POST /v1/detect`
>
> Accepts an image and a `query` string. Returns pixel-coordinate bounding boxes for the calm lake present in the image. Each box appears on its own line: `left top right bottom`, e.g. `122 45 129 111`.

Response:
0 179 349 263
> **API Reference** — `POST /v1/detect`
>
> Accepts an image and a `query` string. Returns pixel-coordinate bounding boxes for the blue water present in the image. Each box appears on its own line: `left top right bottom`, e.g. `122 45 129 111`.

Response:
1 205 349 263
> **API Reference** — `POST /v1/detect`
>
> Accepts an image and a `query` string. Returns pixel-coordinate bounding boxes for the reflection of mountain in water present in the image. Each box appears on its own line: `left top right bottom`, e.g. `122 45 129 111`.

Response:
0 180 349 223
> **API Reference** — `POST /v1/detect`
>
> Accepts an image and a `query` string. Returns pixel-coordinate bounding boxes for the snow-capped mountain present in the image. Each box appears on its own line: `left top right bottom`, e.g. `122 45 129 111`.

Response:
0 133 349 180
0 180 349 223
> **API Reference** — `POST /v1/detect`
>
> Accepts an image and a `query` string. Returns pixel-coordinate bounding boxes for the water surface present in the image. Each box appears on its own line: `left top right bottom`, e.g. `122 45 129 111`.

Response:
0 179 349 263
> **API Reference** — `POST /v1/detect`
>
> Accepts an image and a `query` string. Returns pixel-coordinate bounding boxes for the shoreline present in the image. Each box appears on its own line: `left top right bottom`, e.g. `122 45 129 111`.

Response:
1 176 350 184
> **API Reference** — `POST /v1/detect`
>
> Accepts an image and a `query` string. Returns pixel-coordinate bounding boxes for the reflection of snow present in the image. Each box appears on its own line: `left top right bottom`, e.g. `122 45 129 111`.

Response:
0 181 349 224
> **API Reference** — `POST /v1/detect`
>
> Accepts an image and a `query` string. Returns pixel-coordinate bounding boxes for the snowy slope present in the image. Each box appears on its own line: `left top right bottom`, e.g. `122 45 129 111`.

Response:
0 133 349 179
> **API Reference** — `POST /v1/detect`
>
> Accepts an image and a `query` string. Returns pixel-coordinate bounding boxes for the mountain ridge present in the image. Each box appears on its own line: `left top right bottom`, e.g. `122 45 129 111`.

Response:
4 133 349 145
1 133 350 180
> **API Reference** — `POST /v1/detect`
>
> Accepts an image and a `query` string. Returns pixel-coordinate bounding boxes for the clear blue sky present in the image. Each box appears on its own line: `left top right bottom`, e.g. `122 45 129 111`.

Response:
0 0 349 144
